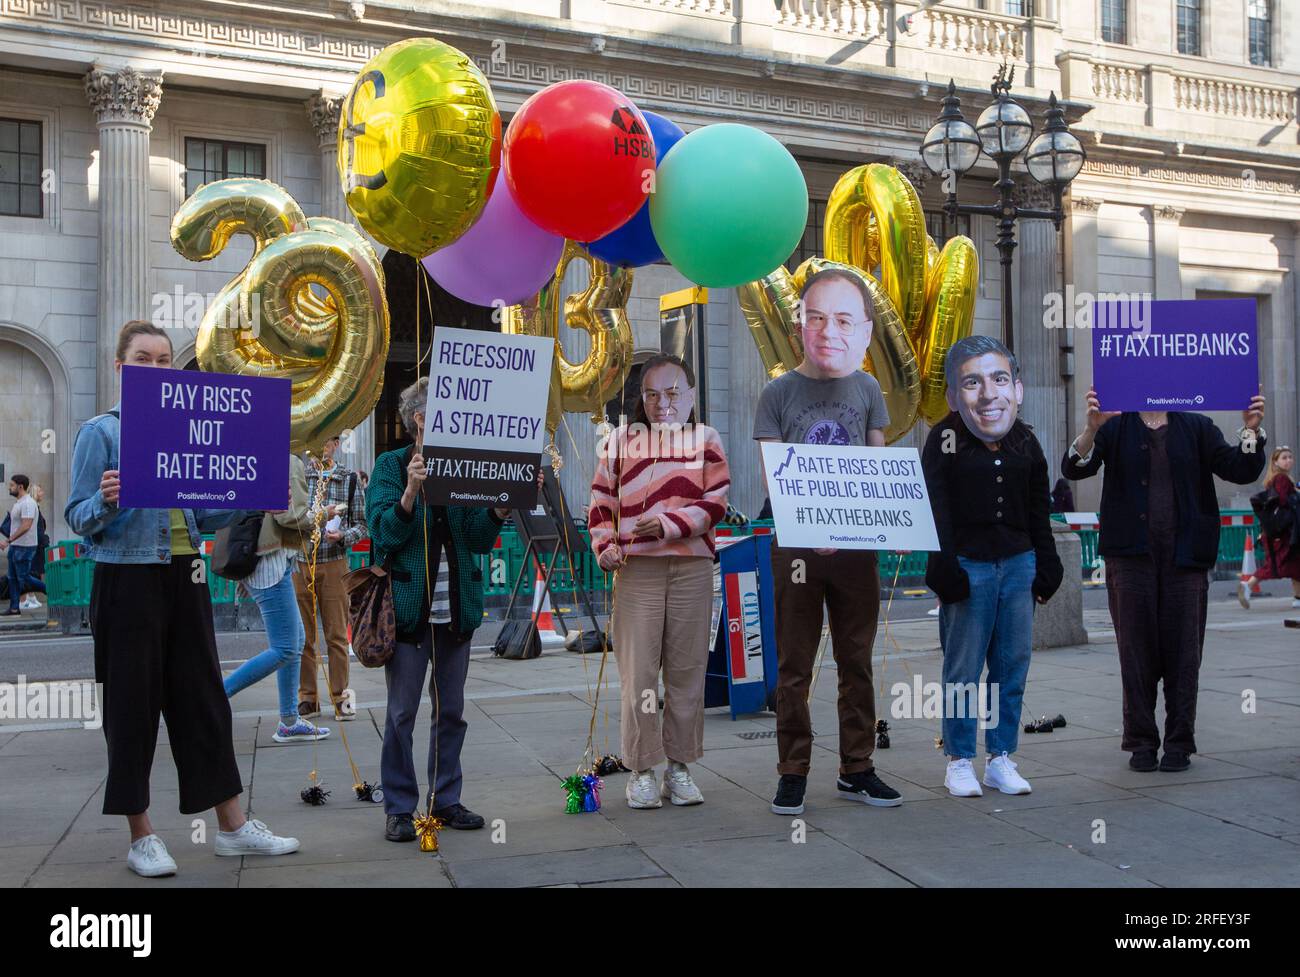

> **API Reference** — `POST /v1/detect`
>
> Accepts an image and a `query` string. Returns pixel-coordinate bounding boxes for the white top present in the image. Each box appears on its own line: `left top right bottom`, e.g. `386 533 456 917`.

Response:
8 495 38 547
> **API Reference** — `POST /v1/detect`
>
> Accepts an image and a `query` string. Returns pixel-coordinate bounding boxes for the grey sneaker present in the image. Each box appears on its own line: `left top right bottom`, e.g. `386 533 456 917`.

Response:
625 769 663 809
660 761 704 806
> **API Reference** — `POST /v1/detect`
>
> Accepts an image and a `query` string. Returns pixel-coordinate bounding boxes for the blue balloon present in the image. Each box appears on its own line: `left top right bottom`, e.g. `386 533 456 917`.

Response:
586 111 685 268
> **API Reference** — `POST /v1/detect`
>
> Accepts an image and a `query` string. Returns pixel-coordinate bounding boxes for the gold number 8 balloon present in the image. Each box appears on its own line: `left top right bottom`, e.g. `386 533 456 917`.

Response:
738 162 979 443
170 178 390 454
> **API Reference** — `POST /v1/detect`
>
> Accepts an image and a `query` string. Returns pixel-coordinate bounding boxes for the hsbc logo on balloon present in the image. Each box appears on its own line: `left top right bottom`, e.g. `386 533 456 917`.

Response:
610 106 654 159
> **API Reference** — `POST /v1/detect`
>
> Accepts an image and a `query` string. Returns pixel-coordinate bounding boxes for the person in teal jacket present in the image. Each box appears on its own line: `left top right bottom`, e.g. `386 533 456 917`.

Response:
370 376 512 842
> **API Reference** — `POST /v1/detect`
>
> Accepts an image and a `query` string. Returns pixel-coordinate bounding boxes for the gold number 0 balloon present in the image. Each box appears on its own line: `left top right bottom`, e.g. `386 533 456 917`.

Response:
502 240 635 434
739 163 979 441
170 178 390 453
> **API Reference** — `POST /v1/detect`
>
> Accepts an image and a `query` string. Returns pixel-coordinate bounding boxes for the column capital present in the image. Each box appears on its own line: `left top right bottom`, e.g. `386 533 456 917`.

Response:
1152 204 1186 223
891 158 928 192
85 65 162 126
1067 194 1103 215
1013 175 1056 211
306 91 346 148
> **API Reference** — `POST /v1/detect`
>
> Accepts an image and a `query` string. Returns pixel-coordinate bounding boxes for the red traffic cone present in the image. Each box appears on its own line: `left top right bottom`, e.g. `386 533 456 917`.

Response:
1241 534 1262 594
531 566 567 647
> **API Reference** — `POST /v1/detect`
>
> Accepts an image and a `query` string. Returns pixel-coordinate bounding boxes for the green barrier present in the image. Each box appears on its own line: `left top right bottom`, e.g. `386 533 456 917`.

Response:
43 510 1262 607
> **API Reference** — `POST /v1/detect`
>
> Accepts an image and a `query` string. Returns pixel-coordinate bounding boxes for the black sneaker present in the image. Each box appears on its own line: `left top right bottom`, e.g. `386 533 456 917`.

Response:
433 803 485 830
1159 750 1191 772
770 774 806 815
385 813 416 843
298 700 320 719
1129 750 1158 772
837 770 902 807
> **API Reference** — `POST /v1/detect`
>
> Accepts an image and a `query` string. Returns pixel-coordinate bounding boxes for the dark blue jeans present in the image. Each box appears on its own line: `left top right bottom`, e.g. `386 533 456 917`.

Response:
7 545 44 611
938 551 1036 759
381 624 472 816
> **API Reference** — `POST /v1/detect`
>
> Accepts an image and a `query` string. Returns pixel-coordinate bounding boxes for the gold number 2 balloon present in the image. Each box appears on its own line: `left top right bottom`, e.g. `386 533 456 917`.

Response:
739 162 979 441
502 240 635 438
170 178 390 453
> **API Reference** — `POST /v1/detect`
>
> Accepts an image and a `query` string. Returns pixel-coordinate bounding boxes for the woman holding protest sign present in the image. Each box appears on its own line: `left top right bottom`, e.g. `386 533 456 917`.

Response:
1239 446 1300 609
1062 386 1266 773
589 353 731 810
219 452 332 743
66 319 301 878
369 376 510 843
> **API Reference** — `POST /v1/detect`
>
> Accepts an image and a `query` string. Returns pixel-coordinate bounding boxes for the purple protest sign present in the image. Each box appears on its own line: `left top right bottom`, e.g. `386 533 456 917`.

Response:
1092 298 1258 412
118 365 290 510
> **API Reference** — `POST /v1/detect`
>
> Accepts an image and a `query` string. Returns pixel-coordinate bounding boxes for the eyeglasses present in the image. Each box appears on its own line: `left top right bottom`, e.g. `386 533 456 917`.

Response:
804 312 866 336
643 389 683 405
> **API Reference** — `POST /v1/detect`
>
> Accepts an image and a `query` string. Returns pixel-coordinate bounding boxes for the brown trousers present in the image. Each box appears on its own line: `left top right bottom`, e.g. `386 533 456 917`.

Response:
770 544 880 777
1105 532 1208 755
611 555 714 771
295 557 350 708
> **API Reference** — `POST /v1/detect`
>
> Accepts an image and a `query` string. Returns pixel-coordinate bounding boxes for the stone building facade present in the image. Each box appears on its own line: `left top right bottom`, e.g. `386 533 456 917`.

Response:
0 0 1297 542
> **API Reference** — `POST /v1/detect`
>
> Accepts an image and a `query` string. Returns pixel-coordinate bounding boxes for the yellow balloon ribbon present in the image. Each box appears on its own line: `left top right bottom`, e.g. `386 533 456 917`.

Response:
825 163 928 345
502 240 634 426
171 178 390 454
917 235 979 424
339 37 501 258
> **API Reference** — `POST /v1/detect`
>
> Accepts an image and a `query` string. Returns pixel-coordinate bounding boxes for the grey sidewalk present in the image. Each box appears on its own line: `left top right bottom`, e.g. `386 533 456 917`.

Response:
2 596 1298 888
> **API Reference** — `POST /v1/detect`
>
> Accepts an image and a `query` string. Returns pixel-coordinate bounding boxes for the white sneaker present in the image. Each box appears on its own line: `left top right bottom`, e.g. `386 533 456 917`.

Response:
660 761 704 806
335 688 357 722
1292 598 1300 609
984 752 1032 795
944 758 983 797
21 596 39 610
625 769 662 809
214 818 300 856
1238 581 1252 609
927 606 940 617
127 834 177 877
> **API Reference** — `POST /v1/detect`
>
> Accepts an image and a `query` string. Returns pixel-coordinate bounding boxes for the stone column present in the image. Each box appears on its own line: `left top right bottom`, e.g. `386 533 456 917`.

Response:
1151 204 1185 301
307 91 376 475
86 65 162 412
1062 194 1103 510
1013 176 1066 465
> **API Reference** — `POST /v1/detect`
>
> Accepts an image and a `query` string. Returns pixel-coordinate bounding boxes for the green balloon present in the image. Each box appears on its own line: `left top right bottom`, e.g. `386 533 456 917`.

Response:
649 124 808 289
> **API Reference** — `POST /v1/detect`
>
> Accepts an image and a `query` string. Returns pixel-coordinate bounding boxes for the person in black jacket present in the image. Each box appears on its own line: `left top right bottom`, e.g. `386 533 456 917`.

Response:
923 336 1063 798
1062 386 1266 773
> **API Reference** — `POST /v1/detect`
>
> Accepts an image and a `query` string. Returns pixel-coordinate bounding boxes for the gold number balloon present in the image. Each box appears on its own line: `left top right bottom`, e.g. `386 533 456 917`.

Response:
502 240 635 431
739 164 979 443
339 37 501 258
171 178 390 453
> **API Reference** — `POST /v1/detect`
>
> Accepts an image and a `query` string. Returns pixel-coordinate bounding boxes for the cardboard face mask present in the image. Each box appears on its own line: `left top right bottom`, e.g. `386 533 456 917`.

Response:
640 362 695 426
946 350 1023 443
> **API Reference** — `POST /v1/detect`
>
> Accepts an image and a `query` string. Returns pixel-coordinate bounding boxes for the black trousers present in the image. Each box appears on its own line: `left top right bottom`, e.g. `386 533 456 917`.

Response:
90 559 244 816
1105 532 1208 755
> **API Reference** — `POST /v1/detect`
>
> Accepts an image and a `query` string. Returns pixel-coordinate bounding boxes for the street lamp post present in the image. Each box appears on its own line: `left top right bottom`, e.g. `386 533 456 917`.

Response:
920 67 1086 354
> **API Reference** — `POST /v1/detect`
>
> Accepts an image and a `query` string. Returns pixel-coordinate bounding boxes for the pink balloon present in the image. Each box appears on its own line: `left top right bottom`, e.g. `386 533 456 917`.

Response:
422 180 564 307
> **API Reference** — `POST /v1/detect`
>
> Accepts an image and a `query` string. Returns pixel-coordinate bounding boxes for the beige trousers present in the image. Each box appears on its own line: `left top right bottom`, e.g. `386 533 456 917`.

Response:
295 557 350 708
611 555 714 771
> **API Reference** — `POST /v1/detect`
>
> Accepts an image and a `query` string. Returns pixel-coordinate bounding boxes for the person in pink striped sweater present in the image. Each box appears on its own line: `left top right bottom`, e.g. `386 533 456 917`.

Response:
589 353 731 810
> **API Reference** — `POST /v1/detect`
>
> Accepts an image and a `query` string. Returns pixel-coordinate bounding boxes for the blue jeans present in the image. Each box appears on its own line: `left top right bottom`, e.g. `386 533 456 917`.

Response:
7 545 44 611
938 551 1036 760
223 564 305 721
381 625 471 816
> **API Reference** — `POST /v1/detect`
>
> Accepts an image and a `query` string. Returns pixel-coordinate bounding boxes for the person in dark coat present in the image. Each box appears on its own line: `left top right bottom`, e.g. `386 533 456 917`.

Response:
1062 386 1266 773
1240 446 1300 608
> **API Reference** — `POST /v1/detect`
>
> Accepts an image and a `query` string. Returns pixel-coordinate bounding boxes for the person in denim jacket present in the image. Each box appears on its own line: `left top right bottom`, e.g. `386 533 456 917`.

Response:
65 319 299 879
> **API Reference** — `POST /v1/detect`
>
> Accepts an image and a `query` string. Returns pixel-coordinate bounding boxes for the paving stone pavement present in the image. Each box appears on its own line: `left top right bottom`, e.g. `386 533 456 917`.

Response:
3 596 1298 888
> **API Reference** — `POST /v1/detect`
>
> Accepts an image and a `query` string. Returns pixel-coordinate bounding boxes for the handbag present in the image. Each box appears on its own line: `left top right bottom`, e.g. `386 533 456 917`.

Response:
345 561 396 667
211 512 264 579
493 619 542 660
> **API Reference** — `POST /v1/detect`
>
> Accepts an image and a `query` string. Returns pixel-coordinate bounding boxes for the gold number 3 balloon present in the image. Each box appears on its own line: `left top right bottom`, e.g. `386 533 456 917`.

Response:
170 178 390 453
739 162 979 442
501 240 635 441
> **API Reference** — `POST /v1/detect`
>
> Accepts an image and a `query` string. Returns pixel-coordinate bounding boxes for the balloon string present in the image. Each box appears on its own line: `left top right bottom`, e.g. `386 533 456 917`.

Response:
416 261 442 820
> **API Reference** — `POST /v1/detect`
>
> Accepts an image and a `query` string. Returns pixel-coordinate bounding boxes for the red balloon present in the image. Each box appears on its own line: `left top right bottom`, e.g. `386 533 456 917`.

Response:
504 81 654 242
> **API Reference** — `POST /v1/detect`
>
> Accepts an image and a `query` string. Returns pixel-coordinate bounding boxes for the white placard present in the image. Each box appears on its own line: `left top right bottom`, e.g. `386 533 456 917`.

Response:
760 442 939 551
421 327 555 508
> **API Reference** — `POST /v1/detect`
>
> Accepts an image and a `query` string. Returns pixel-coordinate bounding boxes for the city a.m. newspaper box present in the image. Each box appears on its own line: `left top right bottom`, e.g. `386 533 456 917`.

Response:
706 533 778 719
